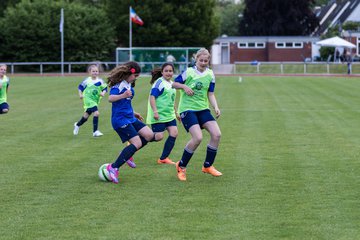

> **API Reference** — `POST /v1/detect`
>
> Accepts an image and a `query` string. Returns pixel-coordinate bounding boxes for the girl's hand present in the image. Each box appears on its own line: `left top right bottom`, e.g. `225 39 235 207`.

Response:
183 85 194 96
214 108 221 119
153 112 159 120
100 91 106 97
176 113 181 122
134 112 144 121
124 89 132 98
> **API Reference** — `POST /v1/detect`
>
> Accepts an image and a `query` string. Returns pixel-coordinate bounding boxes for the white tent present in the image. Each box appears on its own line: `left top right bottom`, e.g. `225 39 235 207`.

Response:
316 36 356 48
316 36 356 62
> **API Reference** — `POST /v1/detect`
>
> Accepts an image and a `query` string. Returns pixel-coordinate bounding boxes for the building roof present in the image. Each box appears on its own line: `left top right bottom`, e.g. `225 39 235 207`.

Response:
312 0 360 36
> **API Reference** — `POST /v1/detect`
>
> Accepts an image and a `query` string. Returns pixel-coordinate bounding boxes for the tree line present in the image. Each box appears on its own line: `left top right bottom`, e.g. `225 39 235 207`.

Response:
0 0 327 63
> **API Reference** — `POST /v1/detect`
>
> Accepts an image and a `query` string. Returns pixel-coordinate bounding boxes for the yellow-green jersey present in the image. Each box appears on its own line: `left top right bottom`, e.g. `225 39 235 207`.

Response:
146 77 176 124
0 75 10 104
78 77 107 110
174 66 215 113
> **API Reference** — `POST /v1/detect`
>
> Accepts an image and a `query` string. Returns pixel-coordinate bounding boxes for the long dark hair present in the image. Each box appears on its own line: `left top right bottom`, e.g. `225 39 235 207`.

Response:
107 61 141 87
149 62 174 84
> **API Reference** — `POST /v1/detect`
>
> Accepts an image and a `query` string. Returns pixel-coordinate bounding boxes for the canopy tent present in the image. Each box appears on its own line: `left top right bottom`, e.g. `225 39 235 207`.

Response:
316 36 356 48
316 36 356 62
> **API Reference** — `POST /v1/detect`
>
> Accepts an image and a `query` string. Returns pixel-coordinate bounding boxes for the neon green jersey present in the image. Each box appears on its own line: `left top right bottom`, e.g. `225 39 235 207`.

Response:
176 67 215 113
146 77 176 124
78 77 107 110
0 76 9 104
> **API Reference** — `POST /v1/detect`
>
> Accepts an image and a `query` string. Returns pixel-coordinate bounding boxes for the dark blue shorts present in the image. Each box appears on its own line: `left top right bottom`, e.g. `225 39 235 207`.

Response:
151 119 177 133
180 109 215 132
85 106 98 114
0 102 9 114
114 119 147 143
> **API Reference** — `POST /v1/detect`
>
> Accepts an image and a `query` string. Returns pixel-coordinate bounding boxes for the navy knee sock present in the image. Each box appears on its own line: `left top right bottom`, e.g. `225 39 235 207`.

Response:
204 145 217 168
93 116 99 132
112 144 138 169
179 147 194 168
77 117 87 126
160 136 176 160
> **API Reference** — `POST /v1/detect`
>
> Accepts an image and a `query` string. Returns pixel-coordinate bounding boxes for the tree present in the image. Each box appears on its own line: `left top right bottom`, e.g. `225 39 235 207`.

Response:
0 0 116 63
239 0 319 36
105 0 219 49
216 0 244 36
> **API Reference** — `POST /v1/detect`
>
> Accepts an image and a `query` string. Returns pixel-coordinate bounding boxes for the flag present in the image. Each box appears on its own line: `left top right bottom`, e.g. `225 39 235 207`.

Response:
59 8 64 32
130 7 144 26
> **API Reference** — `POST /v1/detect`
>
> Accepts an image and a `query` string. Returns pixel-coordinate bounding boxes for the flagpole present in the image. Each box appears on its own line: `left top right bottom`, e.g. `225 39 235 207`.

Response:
60 8 64 75
129 6 132 61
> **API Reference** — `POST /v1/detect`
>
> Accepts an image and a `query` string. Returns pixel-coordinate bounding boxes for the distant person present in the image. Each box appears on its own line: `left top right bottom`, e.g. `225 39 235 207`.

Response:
172 48 222 181
73 64 107 137
179 54 187 72
146 63 180 165
166 52 176 63
347 53 353 74
0 64 10 114
189 53 196 67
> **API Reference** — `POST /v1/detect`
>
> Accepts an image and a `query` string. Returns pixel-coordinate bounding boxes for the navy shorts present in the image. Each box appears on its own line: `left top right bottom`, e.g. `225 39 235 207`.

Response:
151 119 177 133
0 102 9 114
114 119 147 143
85 106 98 114
180 109 215 132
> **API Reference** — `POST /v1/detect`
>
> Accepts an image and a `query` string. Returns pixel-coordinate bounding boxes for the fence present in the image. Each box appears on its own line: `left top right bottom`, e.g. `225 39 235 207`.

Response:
234 62 360 75
2 61 360 75
1 61 190 75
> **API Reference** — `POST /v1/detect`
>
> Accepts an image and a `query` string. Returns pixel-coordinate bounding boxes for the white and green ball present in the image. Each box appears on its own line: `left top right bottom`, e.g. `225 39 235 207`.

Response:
98 163 111 182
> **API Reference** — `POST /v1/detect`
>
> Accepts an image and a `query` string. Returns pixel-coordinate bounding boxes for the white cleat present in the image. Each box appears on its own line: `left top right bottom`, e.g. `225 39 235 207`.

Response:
93 130 104 137
73 122 80 135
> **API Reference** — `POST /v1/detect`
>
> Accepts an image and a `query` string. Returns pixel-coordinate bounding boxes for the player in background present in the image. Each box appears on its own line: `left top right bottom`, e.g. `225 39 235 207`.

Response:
105 61 157 184
146 63 180 165
0 64 10 114
172 48 222 181
73 64 107 137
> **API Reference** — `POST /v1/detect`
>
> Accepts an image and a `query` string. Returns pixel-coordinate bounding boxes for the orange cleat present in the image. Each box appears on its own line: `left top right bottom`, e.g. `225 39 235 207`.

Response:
175 161 187 181
157 157 175 165
202 166 222 177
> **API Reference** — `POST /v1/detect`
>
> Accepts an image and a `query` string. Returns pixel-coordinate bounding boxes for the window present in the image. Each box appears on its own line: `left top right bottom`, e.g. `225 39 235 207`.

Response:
238 42 266 48
276 42 303 48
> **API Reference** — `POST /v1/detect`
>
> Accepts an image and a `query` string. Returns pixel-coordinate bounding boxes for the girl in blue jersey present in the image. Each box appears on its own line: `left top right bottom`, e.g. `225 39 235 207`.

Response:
146 63 180 165
0 64 10 114
172 48 222 181
73 65 107 137
105 61 156 184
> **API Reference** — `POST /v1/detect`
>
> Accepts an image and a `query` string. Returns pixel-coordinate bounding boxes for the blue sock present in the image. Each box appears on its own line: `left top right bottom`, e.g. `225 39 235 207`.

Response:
93 116 99 132
112 144 137 168
204 145 217 168
179 147 193 168
160 136 176 160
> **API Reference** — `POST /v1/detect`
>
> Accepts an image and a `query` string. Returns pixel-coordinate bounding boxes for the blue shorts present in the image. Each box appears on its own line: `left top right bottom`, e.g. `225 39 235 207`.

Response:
85 106 98 114
180 109 215 132
0 102 9 114
151 119 177 133
114 119 147 143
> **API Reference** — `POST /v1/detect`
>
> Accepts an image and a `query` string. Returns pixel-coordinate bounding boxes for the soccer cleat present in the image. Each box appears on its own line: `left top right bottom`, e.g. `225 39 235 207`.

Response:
202 166 223 177
106 164 119 184
93 130 104 137
73 122 80 135
157 157 175 165
126 157 136 168
175 161 186 181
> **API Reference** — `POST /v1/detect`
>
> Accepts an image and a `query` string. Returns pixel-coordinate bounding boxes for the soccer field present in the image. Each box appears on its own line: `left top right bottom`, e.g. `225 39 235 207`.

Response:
1 74 360 239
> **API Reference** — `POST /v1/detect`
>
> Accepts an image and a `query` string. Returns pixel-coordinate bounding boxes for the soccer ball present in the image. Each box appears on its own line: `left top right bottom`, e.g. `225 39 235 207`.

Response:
98 163 111 182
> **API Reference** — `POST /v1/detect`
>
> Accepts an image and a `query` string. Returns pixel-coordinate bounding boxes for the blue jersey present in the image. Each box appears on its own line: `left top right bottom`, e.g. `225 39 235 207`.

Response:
110 80 136 130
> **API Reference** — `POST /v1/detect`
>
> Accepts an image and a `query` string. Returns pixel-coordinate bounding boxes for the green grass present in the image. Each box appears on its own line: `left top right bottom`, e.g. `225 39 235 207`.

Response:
1 75 360 239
